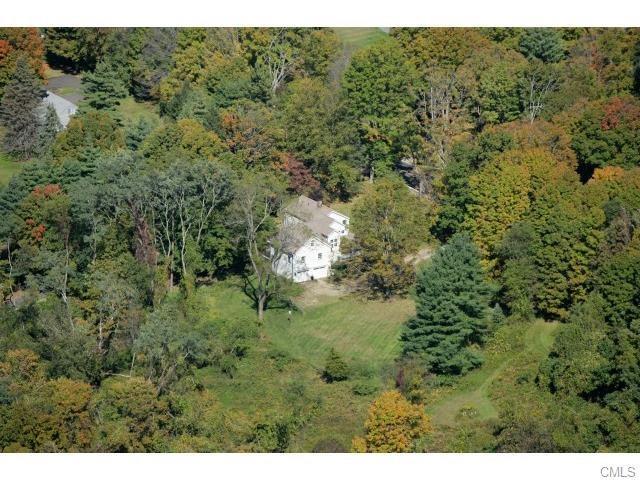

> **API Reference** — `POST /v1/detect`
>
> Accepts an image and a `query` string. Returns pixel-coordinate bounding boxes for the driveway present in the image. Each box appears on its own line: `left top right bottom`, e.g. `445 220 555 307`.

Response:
46 74 83 105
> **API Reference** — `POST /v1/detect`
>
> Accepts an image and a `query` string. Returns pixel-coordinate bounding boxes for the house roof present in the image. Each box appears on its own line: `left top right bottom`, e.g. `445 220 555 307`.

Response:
42 91 77 128
285 196 345 239
281 223 312 254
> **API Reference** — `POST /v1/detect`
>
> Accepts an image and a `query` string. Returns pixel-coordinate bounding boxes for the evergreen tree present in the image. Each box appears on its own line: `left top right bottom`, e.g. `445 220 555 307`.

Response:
81 61 127 111
0 57 45 158
518 28 565 63
401 234 493 375
36 104 62 156
322 348 350 383
125 116 155 151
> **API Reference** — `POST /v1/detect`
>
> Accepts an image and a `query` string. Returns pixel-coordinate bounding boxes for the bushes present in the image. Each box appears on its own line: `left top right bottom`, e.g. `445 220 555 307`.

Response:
322 348 350 383
351 380 378 397
312 437 348 452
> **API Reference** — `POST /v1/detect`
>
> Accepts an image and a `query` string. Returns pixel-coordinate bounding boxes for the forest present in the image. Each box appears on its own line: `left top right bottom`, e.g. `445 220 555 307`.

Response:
0 27 639 453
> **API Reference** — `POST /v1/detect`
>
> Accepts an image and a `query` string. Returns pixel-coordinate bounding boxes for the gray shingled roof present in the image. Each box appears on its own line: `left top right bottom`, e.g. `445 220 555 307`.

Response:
285 196 337 239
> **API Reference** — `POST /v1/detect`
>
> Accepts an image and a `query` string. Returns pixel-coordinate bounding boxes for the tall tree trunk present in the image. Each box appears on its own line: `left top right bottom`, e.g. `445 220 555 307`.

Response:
257 295 266 324
133 210 156 267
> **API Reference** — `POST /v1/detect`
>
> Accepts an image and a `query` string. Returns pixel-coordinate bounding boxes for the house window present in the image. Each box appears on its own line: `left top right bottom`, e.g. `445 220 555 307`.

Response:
310 240 315 246
342 219 347 225
318 253 323 260
300 256 306 263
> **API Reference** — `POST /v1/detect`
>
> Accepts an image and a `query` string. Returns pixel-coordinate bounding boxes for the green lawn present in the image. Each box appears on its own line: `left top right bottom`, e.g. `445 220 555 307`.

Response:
0 152 24 186
192 281 410 451
44 64 65 80
198 280 412 371
117 96 161 125
265 294 412 371
334 28 388 50
426 320 560 427
186 281 560 451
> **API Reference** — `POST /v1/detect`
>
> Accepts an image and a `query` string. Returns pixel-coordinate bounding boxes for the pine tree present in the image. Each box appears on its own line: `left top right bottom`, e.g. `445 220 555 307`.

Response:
322 348 350 383
0 57 45 158
36 104 62 156
82 61 127 112
401 234 493 375
518 28 565 63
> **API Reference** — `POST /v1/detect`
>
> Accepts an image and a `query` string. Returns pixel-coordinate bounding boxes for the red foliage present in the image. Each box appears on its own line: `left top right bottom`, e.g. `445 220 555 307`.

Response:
0 40 10 61
30 223 46 242
32 184 63 200
0 27 45 78
277 152 321 197
601 97 640 131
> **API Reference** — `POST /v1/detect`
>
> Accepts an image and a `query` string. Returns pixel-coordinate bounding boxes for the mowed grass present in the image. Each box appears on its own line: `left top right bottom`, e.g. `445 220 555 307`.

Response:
265 294 413 371
43 64 65 80
334 28 388 50
0 152 24 186
199 280 412 372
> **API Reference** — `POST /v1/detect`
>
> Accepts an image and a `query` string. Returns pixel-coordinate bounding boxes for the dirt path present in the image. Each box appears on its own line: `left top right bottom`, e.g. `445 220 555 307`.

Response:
405 245 435 266
429 320 559 426
292 278 349 309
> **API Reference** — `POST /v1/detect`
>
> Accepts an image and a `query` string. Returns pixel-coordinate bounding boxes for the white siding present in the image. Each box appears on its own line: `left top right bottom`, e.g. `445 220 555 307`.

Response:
274 200 350 283
42 91 77 128
275 237 332 283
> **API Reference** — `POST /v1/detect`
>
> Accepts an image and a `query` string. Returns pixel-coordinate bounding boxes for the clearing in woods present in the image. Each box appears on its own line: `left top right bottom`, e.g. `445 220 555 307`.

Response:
428 319 560 426
334 28 389 50
0 152 24 186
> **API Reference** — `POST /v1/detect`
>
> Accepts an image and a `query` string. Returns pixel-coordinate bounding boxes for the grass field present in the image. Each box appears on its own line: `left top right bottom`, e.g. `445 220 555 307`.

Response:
0 152 24 186
426 320 560 427
44 64 65 80
193 281 410 450
117 96 161 125
188 280 561 451
265 294 412 371
334 28 389 50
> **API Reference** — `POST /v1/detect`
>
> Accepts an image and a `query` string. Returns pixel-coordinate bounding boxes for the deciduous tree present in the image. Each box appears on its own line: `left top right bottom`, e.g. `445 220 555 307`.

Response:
344 177 434 297
352 390 430 453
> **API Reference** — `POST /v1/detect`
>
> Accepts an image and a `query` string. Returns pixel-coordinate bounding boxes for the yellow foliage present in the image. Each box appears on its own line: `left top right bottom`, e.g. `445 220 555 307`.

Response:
352 390 430 453
590 166 626 183
465 148 565 270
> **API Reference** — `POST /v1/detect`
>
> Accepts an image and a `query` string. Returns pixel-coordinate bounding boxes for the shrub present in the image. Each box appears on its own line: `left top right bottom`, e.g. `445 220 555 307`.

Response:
352 380 379 396
312 437 348 453
322 348 350 383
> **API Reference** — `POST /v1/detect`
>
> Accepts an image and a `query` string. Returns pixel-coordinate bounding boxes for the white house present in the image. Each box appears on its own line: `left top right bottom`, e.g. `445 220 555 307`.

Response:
41 91 77 128
273 196 350 283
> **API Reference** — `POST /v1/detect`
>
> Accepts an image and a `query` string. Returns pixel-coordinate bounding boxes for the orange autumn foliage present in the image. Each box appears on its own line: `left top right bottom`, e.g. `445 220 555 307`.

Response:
352 390 430 453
